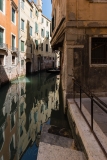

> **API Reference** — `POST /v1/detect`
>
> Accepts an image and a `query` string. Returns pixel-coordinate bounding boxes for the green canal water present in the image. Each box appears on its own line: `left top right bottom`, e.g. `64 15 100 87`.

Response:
0 72 70 160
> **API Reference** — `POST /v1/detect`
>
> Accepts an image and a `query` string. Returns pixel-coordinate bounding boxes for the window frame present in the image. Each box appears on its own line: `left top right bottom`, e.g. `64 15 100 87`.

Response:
0 0 5 15
21 40 24 52
30 9 32 18
89 36 107 67
21 0 24 10
0 25 5 44
21 19 24 31
11 7 16 25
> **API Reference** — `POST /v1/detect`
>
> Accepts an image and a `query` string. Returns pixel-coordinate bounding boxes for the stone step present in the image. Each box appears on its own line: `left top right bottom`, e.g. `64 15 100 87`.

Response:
37 142 87 160
40 124 73 148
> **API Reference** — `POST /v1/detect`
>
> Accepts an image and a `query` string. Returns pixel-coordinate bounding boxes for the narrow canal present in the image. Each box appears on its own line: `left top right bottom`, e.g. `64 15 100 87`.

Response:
0 72 70 160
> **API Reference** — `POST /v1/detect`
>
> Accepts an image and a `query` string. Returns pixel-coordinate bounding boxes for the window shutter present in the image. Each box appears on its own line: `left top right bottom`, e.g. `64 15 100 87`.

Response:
0 28 3 43
0 0 3 11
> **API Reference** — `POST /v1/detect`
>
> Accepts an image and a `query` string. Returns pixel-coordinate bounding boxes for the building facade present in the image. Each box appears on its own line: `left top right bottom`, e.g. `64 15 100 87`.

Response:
0 0 19 85
51 0 107 110
19 0 54 75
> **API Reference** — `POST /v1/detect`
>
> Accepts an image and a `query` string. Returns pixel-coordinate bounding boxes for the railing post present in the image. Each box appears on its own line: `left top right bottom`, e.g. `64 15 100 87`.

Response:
80 86 81 110
91 96 93 131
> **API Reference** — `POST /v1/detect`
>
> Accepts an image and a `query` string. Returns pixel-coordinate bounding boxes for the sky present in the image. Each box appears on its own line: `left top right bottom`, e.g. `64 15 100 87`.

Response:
35 0 52 20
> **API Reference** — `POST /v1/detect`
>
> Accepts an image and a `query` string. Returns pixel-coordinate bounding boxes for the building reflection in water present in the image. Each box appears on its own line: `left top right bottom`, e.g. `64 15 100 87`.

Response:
0 72 60 160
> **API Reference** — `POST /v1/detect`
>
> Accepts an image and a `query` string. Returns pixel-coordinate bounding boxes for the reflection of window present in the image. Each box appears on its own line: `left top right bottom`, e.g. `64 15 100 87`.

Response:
12 56 15 65
46 44 48 52
0 55 4 65
34 112 38 123
10 136 16 160
20 126 23 137
29 113 31 123
91 38 107 64
41 104 44 113
11 114 15 129
0 128 4 150
20 103 24 116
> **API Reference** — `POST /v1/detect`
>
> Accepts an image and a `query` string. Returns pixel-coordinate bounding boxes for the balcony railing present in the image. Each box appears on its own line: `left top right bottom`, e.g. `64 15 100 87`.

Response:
0 43 8 51
11 46 18 53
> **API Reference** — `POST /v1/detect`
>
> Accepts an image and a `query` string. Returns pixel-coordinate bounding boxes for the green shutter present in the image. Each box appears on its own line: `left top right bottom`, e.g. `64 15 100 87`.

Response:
21 41 24 51
12 8 15 23
0 28 3 44
12 35 15 48
0 0 3 11
35 22 38 33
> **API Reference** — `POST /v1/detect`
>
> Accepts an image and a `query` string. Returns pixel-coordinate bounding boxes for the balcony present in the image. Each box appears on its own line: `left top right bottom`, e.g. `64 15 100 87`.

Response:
11 46 18 55
0 43 8 51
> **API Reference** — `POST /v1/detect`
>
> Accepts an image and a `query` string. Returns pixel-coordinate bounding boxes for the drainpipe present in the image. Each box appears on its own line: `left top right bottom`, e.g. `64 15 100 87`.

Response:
18 0 21 78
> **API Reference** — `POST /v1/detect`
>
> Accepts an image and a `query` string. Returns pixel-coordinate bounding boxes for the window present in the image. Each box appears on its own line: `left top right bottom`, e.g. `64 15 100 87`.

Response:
21 60 24 67
21 19 24 30
11 114 15 129
46 44 48 52
41 43 43 51
12 35 15 50
91 37 107 64
0 55 4 65
12 7 15 23
41 17 44 23
21 0 24 9
35 40 38 50
46 31 49 39
30 26 32 36
46 21 48 26
12 56 15 65
0 28 4 44
30 9 32 18
20 126 23 137
30 44 32 53
35 10 38 17
20 103 24 115
41 29 44 37
35 22 38 33
21 40 24 51
0 0 3 12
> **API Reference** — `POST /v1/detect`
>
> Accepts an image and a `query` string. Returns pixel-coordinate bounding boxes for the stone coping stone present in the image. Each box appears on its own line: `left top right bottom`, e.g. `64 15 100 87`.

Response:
40 124 73 148
67 99 107 160
37 142 86 160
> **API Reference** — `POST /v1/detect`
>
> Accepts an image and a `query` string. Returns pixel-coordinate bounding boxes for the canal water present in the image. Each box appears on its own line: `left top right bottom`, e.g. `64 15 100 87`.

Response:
0 72 70 160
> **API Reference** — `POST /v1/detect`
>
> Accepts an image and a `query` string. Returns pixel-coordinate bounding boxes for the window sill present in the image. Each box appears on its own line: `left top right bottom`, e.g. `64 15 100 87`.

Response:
90 64 107 67
0 10 5 15
21 29 25 32
11 21 16 26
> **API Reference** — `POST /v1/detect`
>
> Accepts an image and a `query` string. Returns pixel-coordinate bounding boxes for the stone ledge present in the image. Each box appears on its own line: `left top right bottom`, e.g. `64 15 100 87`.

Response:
67 99 107 160
37 142 86 160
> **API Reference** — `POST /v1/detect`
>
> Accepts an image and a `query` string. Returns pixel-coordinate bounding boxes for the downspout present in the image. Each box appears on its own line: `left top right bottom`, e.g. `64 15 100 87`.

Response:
18 0 21 78
76 0 78 28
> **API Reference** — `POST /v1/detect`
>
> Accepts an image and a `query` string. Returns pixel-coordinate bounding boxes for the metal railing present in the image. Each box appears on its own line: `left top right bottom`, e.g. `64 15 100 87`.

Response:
72 77 107 157
0 43 8 50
